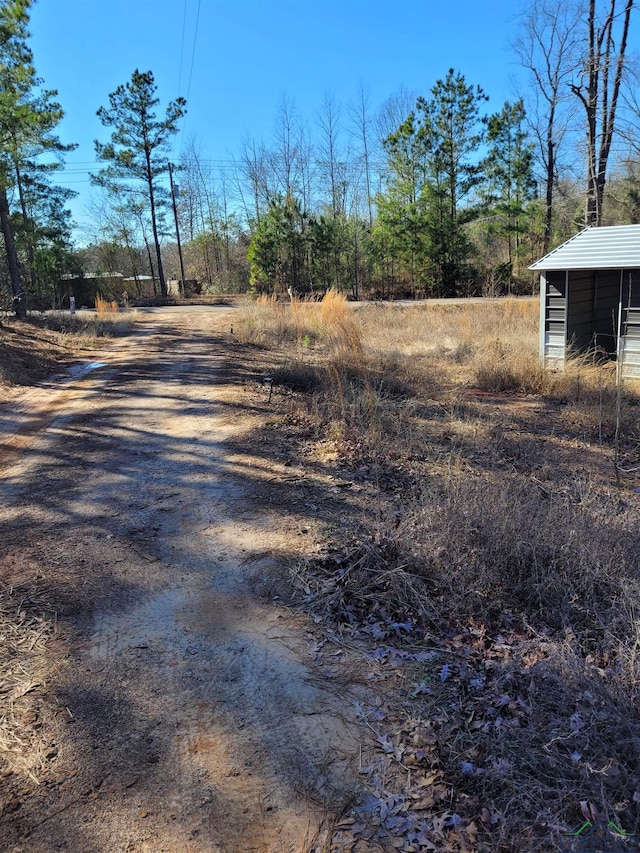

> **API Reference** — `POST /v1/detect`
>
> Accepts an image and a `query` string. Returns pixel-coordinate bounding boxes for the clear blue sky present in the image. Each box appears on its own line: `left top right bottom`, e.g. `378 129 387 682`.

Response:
23 0 583 238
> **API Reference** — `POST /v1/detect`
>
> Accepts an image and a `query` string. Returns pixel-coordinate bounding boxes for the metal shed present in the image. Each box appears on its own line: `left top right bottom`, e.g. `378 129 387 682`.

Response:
530 225 640 378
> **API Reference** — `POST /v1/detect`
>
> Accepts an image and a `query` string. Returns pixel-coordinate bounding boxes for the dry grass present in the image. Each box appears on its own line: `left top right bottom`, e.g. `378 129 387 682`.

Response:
0 585 61 781
34 312 136 344
95 294 120 316
242 289 362 358
238 294 640 851
0 313 137 393
238 294 639 461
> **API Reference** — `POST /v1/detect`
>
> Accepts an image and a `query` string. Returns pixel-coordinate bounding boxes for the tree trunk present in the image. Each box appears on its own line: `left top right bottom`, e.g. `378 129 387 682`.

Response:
145 149 166 297
595 0 632 222
144 238 156 295
352 86 374 229
148 193 166 296
220 172 231 283
15 164 36 293
584 0 599 226
514 0 581 250
0 183 26 317
576 0 633 227
544 106 555 253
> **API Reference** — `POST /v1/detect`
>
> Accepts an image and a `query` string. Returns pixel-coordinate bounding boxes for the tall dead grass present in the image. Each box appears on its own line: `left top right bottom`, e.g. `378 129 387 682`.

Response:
241 289 362 359
239 291 640 650
95 294 120 316
239 295 639 446
299 465 640 848
319 289 363 362
40 313 137 347
241 293 640 847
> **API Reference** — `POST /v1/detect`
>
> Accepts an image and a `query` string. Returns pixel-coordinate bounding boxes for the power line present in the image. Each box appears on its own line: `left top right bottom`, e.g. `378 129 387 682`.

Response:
179 0 202 153
185 0 201 103
177 0 187 97
61 158 241 167
61 157 367 169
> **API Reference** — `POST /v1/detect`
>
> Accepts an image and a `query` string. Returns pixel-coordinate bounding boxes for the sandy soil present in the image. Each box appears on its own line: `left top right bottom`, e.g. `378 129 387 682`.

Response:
0 308 362 853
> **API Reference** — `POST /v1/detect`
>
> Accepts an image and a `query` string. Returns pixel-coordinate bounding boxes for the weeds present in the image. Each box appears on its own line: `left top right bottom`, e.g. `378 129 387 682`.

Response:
239 293 640 851
28 312 135 340
95 294 120 316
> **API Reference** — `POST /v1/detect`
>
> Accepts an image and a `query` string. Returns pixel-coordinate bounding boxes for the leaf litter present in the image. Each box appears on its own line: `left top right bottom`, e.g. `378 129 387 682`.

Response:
296 540 640 852
0 584 64 782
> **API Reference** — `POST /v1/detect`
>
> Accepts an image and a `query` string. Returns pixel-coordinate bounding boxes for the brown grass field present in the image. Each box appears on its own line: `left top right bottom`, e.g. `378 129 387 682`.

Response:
239 291 640 852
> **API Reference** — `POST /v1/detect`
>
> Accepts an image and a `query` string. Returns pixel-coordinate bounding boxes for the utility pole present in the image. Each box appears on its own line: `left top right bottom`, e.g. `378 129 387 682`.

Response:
168 162 186 297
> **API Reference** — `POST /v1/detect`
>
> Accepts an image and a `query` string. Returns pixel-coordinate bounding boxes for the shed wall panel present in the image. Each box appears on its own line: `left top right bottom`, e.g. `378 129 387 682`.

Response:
621 271 640 378
592 270 621 353
542 272 567 366
535 239 640 378
567 271 595 350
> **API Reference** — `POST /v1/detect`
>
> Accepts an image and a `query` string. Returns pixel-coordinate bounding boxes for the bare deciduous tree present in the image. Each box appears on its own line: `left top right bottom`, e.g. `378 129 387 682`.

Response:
348 84 375 228
514 0 580 250
235 138 269 225
270 96 310 204
317 91 343 217
570 0 633 226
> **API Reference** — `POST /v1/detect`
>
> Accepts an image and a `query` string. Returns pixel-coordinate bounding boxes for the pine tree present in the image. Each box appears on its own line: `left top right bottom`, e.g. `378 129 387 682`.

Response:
417 69 488 295
483 100 535 275
0 0 76 314
10 89 77 297
0 0 35 315
94 70 186 298
378 112 430 294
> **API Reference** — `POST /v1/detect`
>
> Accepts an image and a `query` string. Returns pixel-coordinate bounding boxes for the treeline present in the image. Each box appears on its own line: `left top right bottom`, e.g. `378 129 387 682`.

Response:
168 85 540 300
133 0 640 300
0 0 638 309
239 79 537 299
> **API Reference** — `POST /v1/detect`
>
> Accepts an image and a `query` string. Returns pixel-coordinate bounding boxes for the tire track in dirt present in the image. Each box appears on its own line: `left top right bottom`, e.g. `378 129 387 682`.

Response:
0 308 361 853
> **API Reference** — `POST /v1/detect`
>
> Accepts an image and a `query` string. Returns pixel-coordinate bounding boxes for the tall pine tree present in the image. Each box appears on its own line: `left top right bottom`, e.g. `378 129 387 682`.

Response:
483 100 535 275
0 0 76 314
417 70 488 295
94 70 186 298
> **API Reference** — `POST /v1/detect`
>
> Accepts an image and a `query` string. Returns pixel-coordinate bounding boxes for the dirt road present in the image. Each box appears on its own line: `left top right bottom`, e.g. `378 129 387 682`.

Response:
0 308 360 853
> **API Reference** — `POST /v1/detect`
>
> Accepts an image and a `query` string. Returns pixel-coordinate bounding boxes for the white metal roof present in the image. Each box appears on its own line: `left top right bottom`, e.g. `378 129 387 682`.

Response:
530 225 640 270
